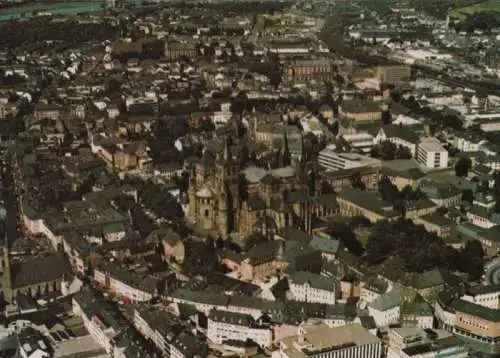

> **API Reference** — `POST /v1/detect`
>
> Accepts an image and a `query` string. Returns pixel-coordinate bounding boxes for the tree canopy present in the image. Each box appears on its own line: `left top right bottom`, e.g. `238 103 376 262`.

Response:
365 218 484 279
454 156 471 177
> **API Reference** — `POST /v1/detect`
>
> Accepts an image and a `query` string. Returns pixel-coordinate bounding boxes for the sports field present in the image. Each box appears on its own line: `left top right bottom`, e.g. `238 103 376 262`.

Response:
449 0 500 20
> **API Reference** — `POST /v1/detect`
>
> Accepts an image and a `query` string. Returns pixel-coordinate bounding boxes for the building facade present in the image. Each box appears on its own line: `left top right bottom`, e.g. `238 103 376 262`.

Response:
278 323 382 358
207 310 272 348
318 148 381 172
188 135 325 237
416 138 449 169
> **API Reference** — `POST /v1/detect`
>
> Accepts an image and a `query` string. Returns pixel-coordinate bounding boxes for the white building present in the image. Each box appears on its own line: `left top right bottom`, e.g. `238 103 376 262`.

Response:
169 289 275 318
434 297 455 332
387 327 467 358
360 278 388 304
288 271 336 305
132 306 180 354
452 134 486 152
278 323 382 358
374 125 418 157
367 289 404 328
341 133 375 153
392 114 421 126
72 292 125 355
318 147 381 171
416 137 449 169
207 310 272 348
18 327 53 358
93 266 156 303
461 285 500 310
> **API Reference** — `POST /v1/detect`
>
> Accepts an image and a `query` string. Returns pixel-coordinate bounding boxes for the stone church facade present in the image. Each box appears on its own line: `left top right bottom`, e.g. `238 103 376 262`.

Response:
188 133 337 238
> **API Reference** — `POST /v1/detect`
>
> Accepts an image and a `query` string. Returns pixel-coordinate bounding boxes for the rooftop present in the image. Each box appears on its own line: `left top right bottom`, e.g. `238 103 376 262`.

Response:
281 323 379 358
419 137 446 152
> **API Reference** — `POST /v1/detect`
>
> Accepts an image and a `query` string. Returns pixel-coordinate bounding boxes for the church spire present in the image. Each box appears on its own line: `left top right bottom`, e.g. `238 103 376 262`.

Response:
298 134 306 163
223 138 230 162
279 131 291 167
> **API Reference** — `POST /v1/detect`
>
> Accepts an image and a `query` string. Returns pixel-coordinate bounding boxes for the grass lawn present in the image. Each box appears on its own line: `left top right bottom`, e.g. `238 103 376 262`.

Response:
449 0 500 20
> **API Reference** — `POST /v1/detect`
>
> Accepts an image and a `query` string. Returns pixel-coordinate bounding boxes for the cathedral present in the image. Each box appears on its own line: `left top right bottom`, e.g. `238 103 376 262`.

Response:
188 132 337 239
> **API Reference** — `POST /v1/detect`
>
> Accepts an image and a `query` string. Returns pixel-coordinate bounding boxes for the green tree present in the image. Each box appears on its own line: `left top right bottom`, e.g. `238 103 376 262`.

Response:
350 173 366 191
396 145 412 159
454 156 471 177
462 189 474 204
381 110 392 125
494 172 500 212
460 240 485 281
378 176 398 202
327 221 364 256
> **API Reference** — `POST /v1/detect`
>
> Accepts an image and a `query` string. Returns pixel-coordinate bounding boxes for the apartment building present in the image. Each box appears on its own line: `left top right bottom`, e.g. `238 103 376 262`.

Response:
435 293 500 351
72 290 128 355
376 65 411 84
416 137 449 169
207 310 272 348
133 306 184 355
288 271 336 305
453 298 499 348
462 285 500 310
93 262 161 303
367 288 404 328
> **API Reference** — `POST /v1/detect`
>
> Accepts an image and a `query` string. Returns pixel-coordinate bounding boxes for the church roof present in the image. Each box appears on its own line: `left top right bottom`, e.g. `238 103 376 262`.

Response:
242 166 267 183
196 184 214 198
271 166 295 178
11 252 71 289
242 165 296 184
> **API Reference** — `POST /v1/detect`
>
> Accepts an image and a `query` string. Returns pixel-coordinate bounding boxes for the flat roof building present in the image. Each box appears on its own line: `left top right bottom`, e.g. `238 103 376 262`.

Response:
318 148 381 172
416 137 449 169
278 323 382 358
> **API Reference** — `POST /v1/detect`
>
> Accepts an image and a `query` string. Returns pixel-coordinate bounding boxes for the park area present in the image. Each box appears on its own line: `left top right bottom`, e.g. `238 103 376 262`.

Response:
449 0 500 20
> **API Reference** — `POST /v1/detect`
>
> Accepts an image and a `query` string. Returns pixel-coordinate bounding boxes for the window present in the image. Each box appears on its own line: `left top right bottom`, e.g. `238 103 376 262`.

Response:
204 209 210 217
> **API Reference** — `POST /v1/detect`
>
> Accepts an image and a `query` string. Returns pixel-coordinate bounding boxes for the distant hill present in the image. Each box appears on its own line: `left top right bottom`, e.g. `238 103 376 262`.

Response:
449 0 500 20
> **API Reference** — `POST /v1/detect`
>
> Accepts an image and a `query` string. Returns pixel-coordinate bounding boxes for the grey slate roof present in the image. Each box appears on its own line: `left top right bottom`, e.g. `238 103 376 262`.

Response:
288 271 335 292
11 252 72 289
309 235 341 254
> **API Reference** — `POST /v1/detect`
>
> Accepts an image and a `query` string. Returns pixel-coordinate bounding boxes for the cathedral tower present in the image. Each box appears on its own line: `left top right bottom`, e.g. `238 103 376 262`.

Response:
215 138 240 234
187 168 197 219
278 131 291 167
217 188 229 236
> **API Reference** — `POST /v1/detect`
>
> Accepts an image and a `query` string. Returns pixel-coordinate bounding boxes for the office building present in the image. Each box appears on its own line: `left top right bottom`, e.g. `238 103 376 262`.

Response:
278 323 382 358
318 147 381 171
416 138 449 169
